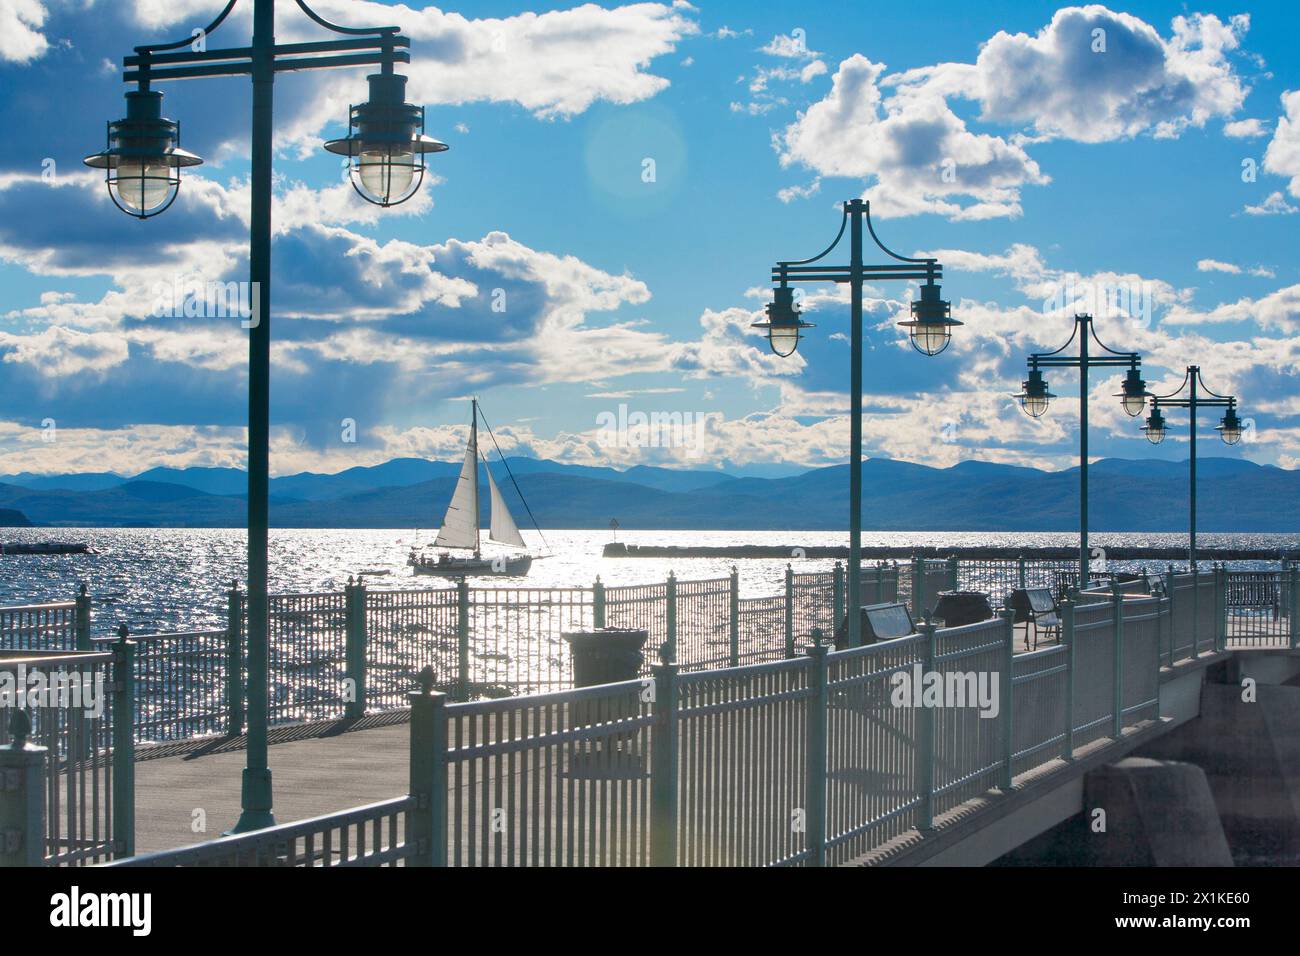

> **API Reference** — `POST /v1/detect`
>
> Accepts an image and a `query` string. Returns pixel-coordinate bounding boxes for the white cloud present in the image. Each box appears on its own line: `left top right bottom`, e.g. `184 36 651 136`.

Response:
0 0 49 62
1262 90 1300 198
760 32 819 59
1197 259 1241 274
1225 118 1268 138
775 55 1048 219
774 7 1254 219
1243 190 1298 215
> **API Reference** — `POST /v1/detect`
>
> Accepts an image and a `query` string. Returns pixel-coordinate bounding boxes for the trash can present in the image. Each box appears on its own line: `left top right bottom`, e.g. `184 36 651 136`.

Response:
932 591 993 628
561 628 649 780
563 627 648 688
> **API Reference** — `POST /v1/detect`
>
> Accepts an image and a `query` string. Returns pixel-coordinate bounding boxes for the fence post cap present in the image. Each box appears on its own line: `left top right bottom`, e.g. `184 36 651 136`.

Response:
78 583 88 598
414 666 437 696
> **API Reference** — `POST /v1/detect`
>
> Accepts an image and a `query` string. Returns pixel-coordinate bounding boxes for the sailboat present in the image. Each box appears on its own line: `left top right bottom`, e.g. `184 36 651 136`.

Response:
407 399 537 577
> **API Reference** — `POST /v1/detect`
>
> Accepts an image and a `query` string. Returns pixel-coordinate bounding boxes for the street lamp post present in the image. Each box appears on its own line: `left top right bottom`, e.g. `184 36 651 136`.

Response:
86 0 445 832
1016 314 1149 590
1140 366 1243 568
756 199 959 647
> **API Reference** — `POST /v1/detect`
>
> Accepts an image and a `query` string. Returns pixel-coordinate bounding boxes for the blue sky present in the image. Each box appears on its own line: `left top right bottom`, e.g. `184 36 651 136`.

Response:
1 0 1298 477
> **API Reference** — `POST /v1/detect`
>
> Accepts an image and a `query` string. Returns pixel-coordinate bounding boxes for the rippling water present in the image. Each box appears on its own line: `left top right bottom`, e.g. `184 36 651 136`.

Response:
2 527 1296 636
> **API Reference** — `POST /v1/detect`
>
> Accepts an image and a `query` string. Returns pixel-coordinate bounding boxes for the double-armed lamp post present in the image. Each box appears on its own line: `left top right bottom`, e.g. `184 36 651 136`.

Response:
1141 367 1243 568
1016 314 1149 589
755 199 959 647
86 0 445 832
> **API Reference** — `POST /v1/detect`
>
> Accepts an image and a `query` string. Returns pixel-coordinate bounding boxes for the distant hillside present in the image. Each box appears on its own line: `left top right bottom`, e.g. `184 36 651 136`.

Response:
0 508 31 527
0 456 1296 531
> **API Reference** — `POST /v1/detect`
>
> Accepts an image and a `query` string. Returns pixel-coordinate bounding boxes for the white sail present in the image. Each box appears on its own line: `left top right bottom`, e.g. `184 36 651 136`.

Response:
486 468 527 549
434 423 479 550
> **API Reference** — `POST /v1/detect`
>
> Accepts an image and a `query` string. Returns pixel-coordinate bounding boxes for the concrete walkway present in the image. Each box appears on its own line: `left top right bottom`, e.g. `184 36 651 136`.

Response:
134 721 411 854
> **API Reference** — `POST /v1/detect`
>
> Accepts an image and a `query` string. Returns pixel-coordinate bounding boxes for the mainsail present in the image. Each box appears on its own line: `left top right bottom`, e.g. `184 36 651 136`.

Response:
433 400 529 552
433 416 480 550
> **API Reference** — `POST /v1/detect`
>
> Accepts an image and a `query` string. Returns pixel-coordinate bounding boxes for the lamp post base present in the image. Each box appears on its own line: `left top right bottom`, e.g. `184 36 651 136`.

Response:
226 767 276 834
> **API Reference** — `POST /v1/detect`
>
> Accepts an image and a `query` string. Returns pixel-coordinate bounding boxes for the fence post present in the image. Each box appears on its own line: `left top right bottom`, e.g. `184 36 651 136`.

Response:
1112 589 1124 739
0 712 45 867
344 578 367 719
917 617 937 831
1000 608 1015 792
407 670 447 867
1214 564 1226 652
74 583 91 651
456 579 470 702
593 576 606 630
728 568 739 668
947 555 959 593
1017 554 1027 590
1191 566 1201 657
665 572 677 664
1061 599 1075 762
911 556 923 621
111 640 136 858
226 582 244 736
649 653 679 866
804 637 829 866
1290 566 1299 652
784 564 795 659
832 562 844 632
1165 566 1176 667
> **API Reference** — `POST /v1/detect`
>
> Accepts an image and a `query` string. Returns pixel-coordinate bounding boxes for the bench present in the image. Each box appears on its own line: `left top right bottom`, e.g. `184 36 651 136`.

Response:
834 602 915 650
1007 587 1061 650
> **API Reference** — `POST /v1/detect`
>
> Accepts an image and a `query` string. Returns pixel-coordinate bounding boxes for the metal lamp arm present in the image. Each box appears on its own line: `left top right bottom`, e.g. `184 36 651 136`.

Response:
295 0 400 35
863 203 935 265
135 0 240 54
778 206 849 268
1087 319 1140 360
1194 367 1236 401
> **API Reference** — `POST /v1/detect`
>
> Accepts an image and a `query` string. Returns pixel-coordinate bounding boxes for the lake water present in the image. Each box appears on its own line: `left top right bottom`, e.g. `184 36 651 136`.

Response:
2 527 1296 636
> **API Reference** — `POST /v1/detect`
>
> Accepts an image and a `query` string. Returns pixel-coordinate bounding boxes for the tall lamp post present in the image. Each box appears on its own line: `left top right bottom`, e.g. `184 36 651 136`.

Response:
86 0 446 832
1015 314 1149 590
1140 366 1243 568
756 199 959 647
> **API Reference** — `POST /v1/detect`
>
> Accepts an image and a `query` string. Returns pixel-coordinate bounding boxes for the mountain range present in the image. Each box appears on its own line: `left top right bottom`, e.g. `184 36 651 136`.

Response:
1 455 1297 531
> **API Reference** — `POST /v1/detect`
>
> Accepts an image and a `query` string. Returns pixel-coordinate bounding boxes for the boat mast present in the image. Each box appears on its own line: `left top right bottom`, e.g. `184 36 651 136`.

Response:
471 398 480 556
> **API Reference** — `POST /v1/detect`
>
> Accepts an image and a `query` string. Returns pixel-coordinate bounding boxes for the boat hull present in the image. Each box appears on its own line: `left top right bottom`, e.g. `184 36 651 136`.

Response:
410 554 533 577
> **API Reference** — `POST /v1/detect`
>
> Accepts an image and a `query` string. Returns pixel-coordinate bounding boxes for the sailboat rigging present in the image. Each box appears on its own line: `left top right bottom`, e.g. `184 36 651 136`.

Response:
407 399 541 577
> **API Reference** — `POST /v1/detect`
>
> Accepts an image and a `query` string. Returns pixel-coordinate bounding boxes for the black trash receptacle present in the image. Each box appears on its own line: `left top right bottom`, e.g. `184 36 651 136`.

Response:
932 591 993 628
563 628 648 688
562 628 649 780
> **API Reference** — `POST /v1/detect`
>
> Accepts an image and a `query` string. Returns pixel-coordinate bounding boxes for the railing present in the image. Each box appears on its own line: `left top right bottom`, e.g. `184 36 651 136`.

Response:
108 796 418 867
1224 569 1296 649
365 586 459 706
466 586 595 696
444 680 653 866
736 595 787 664
0 594 87 651
95 630 231 743
109 570 1238 869
0 646 132 866
7 559 1258 756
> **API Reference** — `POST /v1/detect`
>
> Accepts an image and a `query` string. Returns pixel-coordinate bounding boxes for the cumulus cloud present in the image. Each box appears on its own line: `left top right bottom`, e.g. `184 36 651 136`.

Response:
1243 190 1298 215
773 7 1253 218
775 55 1048 219
1197 259 1241 274
1262 90 1300 198
0 0 49 62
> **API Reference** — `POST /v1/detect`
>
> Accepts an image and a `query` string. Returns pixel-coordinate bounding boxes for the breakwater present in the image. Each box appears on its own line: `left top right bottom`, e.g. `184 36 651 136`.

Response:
602 542 1293 561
